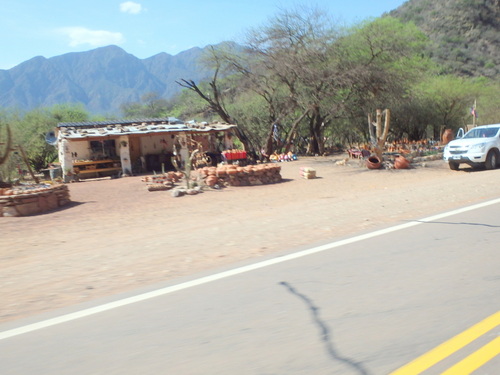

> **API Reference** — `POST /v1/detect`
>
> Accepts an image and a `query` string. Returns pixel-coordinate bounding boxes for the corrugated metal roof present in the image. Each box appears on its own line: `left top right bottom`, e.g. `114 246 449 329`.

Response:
57 119 236 140
57 117 182 128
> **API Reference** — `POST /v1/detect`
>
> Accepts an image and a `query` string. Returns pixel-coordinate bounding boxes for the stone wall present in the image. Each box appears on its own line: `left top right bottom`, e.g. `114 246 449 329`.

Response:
197 163 282 187
0 185 71 217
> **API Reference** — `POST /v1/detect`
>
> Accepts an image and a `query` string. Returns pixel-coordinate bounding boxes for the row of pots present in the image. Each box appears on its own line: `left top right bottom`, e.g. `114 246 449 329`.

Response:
198 163 281 177
366 155 410 170
141 171 184 183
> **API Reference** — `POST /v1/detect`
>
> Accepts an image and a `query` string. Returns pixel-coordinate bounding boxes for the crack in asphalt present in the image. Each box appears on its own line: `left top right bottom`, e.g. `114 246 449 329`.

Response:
280 281 371 375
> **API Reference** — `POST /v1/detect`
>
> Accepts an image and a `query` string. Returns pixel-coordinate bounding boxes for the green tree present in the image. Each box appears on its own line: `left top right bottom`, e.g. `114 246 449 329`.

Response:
5 104 90 174
414 75 492 136
337 17 431 139
120 92 170 118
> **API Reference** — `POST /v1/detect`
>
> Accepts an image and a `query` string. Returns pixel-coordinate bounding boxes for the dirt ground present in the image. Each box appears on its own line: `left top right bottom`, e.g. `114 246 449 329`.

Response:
1 155 499 324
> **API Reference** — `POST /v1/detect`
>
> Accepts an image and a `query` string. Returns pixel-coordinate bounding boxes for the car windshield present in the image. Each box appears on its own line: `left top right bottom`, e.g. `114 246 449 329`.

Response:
463 127 500 139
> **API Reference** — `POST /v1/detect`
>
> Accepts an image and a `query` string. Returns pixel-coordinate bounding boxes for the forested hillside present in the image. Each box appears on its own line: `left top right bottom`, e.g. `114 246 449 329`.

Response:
390 0 500 78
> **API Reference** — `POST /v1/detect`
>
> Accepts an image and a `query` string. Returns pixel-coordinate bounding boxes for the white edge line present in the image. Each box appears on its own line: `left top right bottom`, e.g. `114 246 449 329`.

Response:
2 197 500 341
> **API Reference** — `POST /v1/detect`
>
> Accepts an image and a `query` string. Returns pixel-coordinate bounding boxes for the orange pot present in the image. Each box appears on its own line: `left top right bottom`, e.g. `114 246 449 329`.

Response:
366 156 382 169
394 155 410 169
442 129 454 145
206 175 218 186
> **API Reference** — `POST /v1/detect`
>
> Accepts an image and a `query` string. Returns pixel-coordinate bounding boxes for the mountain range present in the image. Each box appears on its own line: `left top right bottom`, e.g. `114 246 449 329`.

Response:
1 0 499 115
0 45 212 114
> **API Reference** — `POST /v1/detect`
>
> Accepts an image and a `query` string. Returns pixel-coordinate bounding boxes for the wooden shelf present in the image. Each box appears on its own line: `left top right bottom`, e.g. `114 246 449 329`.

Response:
77 167 122 175
73 159 116 166
73 160 121 178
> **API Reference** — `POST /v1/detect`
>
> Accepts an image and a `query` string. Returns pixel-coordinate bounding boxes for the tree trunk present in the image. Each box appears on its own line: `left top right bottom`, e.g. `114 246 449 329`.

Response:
368 109 390 160
283 110 310 154
176 77 256 158
307 109 325 155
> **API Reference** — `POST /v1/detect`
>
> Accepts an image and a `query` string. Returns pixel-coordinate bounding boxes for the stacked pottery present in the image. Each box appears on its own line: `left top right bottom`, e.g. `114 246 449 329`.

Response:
205 175 218 187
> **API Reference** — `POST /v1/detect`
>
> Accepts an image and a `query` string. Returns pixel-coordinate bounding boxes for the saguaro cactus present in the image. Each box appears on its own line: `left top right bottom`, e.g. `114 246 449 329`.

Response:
0 125 12 167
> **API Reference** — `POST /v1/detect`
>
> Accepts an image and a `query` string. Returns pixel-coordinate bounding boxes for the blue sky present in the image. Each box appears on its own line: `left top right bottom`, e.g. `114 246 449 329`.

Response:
0 0 408 70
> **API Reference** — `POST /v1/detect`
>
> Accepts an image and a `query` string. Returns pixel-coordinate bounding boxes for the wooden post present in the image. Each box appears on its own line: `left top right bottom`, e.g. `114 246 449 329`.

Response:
18 145 39 184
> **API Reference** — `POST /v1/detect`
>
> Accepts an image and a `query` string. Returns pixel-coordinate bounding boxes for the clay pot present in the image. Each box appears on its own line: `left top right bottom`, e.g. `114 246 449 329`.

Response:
206 175 218 186
394 155 410 169
442 129 454 145
216 168 227 176
366 156 382 169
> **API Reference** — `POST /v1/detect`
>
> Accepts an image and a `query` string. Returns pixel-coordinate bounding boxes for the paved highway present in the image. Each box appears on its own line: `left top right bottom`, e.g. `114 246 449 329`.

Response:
1 199 499 374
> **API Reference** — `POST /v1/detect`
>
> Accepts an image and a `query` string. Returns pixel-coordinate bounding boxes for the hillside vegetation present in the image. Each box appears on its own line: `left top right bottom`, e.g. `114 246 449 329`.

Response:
390 0 500 78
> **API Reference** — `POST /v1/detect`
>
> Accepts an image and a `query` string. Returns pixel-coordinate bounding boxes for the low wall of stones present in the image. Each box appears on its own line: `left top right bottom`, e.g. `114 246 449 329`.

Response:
0 184 71 217
197 163 282 187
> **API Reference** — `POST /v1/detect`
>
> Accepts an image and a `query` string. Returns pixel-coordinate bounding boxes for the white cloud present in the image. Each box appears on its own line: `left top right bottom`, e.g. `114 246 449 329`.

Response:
59 27 125 47
120 1 143 14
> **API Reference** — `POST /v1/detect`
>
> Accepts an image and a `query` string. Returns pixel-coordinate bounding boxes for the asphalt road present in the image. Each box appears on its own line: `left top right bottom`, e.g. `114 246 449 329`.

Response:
1 199 499 374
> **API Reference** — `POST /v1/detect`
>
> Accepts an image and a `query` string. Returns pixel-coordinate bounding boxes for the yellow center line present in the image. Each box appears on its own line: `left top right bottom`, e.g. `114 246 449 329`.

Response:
441 335 500 375
389 311 500 375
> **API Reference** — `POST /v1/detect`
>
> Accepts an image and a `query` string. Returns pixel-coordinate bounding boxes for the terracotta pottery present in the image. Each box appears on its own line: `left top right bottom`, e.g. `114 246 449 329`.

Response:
206 175 218 186
442 129 454 145
394 155 410 169
366 156 382 169
216 168 227 176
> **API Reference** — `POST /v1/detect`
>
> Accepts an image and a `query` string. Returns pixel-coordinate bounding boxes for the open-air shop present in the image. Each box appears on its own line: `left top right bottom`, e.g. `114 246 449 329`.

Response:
55 118 239 180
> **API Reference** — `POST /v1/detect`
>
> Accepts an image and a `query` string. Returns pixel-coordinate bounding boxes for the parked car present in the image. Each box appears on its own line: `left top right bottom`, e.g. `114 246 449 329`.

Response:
443 124 500 170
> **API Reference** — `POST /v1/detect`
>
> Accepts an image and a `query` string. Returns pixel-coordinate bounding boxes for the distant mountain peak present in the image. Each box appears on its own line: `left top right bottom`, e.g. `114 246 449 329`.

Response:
0 44 225 114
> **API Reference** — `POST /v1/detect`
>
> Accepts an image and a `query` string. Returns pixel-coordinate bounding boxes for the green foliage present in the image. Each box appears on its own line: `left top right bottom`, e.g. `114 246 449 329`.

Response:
390 0 500 78
176 8 499 150
3 2 500 166
0 104 91 179
120 92 171 118
169 83 220 121
226 92 273 148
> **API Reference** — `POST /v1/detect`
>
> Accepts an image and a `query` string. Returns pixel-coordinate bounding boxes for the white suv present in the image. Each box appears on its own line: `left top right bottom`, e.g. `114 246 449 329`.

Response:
443 124 500 170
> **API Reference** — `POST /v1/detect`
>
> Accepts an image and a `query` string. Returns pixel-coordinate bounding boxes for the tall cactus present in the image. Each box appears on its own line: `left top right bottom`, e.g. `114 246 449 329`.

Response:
0 125 12 166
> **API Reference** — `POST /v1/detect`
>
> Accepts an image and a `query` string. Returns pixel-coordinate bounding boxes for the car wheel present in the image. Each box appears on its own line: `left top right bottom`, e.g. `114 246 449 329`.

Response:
485 150 498 170
449 161 460 170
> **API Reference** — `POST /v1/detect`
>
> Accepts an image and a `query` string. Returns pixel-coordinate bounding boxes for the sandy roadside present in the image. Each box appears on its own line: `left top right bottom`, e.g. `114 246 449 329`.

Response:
1 155 499 323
